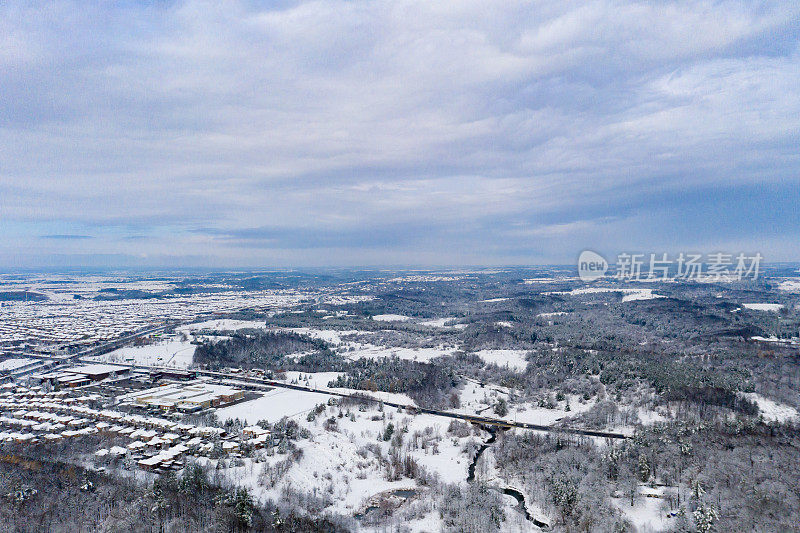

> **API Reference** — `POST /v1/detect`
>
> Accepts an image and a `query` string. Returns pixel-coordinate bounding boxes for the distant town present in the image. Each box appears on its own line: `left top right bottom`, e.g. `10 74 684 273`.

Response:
0 269 798 531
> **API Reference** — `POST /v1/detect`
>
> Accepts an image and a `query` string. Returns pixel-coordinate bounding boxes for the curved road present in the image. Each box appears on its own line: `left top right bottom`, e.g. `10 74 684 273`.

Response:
26 321 630 441
111 364 630 440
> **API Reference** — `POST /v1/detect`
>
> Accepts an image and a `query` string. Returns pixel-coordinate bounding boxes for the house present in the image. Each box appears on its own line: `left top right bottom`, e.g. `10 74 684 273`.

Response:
242 425 269 438
138 456 162 471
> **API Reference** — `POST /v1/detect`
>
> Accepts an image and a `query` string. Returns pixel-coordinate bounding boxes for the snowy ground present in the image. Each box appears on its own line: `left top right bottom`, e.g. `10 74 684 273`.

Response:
215 399 477 520
177 319 268 333
546 287 664 302
281 324 480 364
634 407 669 425
216 387 332 424
0 358 36 371
92 338 196 368
742 303 784 312
372 314 411 322
215 383 604 531
740 392 799 422
471 349 529 372
210 372 511 524
386 512 443 533
281 327 368 345
455 381 597 427
418 317 462 328
511 396 597 426
344 343 455 363
750 335 798 345
286 325 458 363
621 289 664 302
217 372 417 425
280 371 346 389
89 319 274 368
611 485 674 532
536 311 568 318
204 368 646 530
778 280 800 292
523 277 581 284
456 380 509 415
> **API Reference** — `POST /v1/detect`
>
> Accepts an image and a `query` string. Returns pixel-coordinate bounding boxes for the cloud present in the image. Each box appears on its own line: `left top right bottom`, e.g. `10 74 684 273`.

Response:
1 0 799 267
40 234 93 240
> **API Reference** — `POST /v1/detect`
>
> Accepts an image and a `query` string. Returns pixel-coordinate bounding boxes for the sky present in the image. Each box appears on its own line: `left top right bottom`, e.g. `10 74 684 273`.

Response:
1 0 799 269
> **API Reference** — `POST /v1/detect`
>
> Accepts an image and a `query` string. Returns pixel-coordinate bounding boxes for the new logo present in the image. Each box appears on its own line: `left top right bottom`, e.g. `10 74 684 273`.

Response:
577 250 608 281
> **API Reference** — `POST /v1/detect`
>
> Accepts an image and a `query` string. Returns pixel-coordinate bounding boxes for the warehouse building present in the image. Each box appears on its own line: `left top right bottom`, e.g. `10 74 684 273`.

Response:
32 364 130 387
124 380 245 412
67 364 131 381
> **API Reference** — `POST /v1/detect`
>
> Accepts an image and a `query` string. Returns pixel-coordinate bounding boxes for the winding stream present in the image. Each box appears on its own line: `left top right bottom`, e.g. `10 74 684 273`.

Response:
467 426 549 529
466 428 497 482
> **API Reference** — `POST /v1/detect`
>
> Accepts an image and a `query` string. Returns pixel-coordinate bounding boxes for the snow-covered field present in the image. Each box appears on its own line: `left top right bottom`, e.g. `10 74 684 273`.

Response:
750 335 797 345
621 289 664 302
216 388 331 423
511 396 596 426
344 343 455 363
635 407 668 425
740 392 799 422
546 287 664 302
215 397 479 519
536 311 568 318
217 373 624 531
281 327 367 345
611 486 674 532
372 314 411 322
472 349 529 372
93 339 196 368
778 280 800 292
418 317 461 328
0 358 36 371
152 386 537 532
177 319 268 333
742 303 784 312
455 381 596 426
280 327 457 363
217 372 417 425
456 380 508 414
750 335 780 342
280 371 345 389
211 370 507 525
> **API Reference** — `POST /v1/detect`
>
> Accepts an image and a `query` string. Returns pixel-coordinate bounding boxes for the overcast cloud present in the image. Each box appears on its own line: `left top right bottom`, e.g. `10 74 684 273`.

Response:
1 0 799 268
